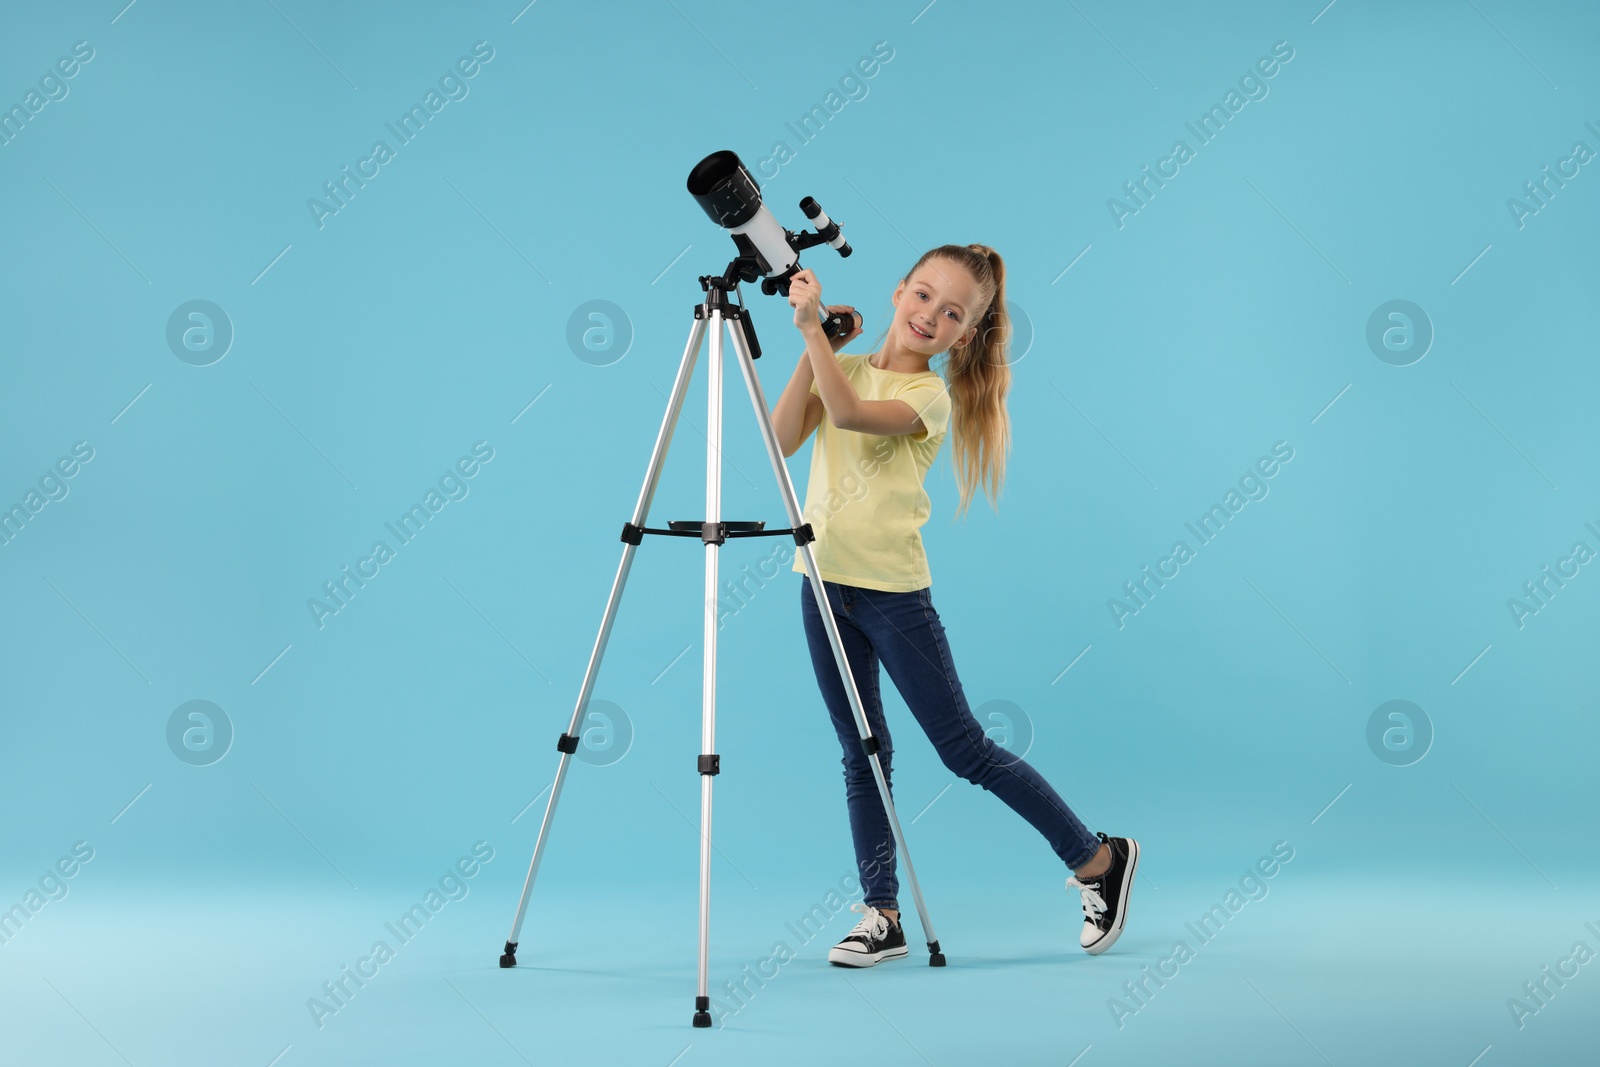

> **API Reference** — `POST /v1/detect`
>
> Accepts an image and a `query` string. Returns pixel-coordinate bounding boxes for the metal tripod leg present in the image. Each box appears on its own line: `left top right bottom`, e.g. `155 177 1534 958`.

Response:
724 312 947 968
690 306 726 1029
498 312 708 970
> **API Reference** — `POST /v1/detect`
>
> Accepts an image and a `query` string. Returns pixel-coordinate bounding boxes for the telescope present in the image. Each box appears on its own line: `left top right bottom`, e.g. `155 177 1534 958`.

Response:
686 149 858 340
498 148 952 1028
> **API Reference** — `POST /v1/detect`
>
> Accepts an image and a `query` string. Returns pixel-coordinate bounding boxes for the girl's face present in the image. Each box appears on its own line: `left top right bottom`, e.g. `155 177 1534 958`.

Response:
890 259 986 355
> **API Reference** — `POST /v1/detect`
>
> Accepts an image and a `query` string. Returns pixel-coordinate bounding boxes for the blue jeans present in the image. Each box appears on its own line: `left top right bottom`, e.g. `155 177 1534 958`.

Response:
799 576 1101 911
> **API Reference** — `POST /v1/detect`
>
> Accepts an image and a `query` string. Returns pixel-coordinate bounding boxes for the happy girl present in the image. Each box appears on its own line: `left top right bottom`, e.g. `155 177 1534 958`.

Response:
771 243 1140 966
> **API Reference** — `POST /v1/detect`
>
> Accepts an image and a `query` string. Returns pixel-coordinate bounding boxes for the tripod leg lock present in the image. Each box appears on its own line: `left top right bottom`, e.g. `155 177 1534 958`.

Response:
620 522 643 545
791 522 816 547
697 753 720 775
859 735 881 757
557 733 580 754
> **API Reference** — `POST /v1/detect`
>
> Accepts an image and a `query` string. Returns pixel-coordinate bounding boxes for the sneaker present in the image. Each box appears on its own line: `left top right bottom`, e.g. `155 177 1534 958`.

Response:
1066 831 1139 955
827 902 909 967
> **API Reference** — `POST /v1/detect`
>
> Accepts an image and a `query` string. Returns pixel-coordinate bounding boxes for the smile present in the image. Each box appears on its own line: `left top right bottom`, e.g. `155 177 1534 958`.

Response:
909 323 932 339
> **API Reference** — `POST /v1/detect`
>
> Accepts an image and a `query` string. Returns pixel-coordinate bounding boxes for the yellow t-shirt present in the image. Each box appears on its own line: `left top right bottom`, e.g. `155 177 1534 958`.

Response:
790 353 953 592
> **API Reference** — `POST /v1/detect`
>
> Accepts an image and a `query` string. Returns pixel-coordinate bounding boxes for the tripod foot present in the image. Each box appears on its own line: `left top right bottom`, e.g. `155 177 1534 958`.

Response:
692 995 712 1028
499 940 518 968
927 939 946 967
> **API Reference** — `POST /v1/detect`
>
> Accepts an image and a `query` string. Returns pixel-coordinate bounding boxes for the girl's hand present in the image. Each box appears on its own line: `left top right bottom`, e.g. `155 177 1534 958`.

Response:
823 305 862 352
788 269 823 331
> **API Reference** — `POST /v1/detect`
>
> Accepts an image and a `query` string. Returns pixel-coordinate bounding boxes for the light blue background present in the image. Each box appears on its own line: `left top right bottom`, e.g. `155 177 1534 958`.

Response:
1 1 1595 1064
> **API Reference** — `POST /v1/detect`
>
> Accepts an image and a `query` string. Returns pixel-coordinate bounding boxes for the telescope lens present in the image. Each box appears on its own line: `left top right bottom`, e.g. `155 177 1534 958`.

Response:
687 150 762 230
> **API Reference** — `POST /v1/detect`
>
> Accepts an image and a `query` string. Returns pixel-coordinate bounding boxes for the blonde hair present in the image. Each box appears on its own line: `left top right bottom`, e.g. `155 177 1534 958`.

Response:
892 243 1012 518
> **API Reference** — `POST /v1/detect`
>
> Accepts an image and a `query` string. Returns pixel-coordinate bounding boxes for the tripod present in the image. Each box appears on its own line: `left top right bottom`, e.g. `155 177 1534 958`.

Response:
498 266 947 1028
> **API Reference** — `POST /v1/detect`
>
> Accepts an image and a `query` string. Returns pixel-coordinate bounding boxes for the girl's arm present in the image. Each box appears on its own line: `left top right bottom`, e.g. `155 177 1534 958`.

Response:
800 319 859 430
804 324 929 437
774 299 860 456
772 350 825 458
788 270 867 435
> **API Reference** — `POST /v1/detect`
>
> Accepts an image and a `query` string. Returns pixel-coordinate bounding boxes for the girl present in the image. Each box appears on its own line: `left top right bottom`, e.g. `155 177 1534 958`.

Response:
770 243 1139 967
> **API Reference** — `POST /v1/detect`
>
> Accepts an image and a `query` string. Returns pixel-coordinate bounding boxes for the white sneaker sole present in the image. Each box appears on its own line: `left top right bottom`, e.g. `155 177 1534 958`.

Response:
828 944 909 967
1083 837 1139 956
